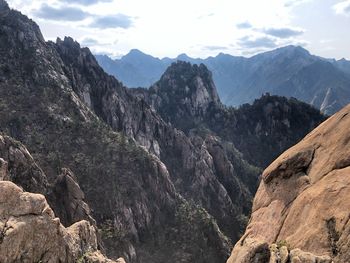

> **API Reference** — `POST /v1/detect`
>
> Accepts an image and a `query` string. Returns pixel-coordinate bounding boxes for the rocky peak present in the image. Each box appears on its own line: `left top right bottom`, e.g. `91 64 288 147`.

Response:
272 45 311 58
0 0 9 11
142 61 221 131
57 36 80 50
227 104 350 262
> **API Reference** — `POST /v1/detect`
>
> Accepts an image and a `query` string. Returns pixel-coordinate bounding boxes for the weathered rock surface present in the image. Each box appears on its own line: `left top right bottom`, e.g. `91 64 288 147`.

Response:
53 36 258 246
0 134 48 194
0 180 115 263
0 2 232 262
133 64 325 168
228 104 350 262
0 1 328 262
49 167 96 227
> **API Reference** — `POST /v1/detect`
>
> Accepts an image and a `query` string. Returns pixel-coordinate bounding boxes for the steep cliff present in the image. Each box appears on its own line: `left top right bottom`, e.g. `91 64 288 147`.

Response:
53 37 259 245
0 2 232 262
228 104 350 262
0 132 115 262
0 181 114 263
133 62 325 168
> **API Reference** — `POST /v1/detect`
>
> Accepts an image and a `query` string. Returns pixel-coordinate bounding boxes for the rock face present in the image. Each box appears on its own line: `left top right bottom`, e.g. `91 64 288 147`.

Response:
0 134 48 194
53 36 258 246
134 64 325 168
228 104 350 262
133 61 221 132
0 181 114 263
0 1 329 262
0 2 232 262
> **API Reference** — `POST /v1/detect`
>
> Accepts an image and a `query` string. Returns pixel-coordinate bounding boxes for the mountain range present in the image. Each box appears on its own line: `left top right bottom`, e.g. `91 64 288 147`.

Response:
96 46 350 115
0 1 348 263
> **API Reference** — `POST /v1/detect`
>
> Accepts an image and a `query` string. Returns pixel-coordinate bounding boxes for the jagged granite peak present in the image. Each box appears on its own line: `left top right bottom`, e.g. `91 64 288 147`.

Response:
0 2 330 263
53 29 257 253
227 103 350 263
156 61 220 104
0 3 240 263
96 45 350 114
132 61 221 132
0 0 9 11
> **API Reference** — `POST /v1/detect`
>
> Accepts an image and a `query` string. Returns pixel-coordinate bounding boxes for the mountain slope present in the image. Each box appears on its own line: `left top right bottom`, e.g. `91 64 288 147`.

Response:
0 2 231 262
227 103 350 263
54 37 259 247
96 50 169 88
133 62 326 168
0 2 330 263
0 133 115 263
96 46 350 115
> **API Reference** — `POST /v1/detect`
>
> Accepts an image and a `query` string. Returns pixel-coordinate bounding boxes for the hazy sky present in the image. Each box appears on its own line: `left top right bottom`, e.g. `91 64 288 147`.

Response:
7 0 350 59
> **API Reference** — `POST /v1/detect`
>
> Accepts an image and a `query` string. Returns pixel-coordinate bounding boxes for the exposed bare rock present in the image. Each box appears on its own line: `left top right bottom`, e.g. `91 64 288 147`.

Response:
228 104 350 262
50 167 96 227
82 251 124 263
0 181 115 263
0 134 48 194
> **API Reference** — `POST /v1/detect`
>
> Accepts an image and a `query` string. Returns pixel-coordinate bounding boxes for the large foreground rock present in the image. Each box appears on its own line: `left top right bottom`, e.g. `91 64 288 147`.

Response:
228 104 350 262
0 181 116 263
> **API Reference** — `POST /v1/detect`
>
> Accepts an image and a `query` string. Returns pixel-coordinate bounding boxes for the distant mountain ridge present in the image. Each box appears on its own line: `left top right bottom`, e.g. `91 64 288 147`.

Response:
95 47 350 115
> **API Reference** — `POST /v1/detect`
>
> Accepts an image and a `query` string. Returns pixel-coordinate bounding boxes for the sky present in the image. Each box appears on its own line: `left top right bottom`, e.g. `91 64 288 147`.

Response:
6 0 350 59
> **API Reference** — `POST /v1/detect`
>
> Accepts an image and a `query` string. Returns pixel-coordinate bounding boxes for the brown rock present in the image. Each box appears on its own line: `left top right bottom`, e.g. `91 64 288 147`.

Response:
0 158 8 180
0 181 115 263
280 246 289 263
228 104 350 262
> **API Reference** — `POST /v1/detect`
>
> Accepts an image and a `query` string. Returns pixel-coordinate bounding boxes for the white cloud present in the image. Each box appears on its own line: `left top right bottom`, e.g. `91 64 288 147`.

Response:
262 27 304 38
333 0 350 16
6 0 333 58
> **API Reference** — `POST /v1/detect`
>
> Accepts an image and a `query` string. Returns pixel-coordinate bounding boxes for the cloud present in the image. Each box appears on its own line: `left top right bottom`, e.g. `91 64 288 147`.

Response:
202 45 228 51
262 27 304 38
197 13 215 19
61 0 113 5
238 36 277 49
33 3 133 30
80 37 100 46
236 21 252 29
33 4 89 21
284 0 310 7
333 0 350 16
90 14 133 29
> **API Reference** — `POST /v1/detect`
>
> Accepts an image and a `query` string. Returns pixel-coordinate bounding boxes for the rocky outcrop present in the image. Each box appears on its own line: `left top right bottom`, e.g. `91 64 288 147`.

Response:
0 134 48 194
0 181 116 263
53 36 259 246
0 1 328 262
0 2 232 262
132 61 221 132
49 168 97 227
135 62 325 168
228 104 350 262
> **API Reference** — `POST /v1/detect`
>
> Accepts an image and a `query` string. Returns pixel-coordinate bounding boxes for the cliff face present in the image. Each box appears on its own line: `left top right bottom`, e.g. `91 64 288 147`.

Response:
53 37 260 246
0 1 331 262
133 62 325 168
228 104 350 263
0 133 115 263
0 181 110 263
0 2 232 262
136 61 221 132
